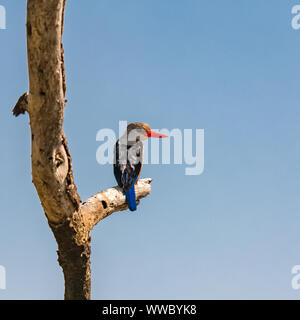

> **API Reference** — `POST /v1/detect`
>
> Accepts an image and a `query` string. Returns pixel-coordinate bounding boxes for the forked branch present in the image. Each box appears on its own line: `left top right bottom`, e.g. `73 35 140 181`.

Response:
13 0 152 300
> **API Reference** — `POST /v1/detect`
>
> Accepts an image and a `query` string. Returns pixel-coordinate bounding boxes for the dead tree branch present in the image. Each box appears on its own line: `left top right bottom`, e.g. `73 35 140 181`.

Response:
12 92 28 116
13 0 152 300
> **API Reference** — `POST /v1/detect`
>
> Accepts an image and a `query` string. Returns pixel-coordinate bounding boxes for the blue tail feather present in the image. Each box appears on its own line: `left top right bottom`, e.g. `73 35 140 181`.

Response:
122 172 138 212
125 185 137 211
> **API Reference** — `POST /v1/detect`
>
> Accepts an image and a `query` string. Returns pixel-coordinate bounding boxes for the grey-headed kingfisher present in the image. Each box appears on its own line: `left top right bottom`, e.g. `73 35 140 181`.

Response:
114 122 168 211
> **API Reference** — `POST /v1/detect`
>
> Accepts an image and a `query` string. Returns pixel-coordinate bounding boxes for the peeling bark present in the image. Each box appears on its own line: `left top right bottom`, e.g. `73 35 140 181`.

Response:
15 0 152 300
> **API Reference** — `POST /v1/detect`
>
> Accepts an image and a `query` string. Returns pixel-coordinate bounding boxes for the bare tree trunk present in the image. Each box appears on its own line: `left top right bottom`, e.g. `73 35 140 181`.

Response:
13 0 152 300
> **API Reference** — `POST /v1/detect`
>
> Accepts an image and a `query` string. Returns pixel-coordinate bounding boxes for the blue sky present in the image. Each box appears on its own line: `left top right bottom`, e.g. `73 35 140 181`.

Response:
0 0 300 299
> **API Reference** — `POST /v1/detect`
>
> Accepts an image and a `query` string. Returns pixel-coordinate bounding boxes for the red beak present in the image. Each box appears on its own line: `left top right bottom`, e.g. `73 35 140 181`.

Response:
147 130 168 138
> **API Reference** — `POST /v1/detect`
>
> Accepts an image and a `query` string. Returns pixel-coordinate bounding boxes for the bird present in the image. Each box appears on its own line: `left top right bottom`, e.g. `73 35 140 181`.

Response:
114 122 168 211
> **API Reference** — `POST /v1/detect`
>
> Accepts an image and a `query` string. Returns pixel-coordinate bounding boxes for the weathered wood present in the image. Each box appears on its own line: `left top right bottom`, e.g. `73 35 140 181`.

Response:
12 93 28 117
80 178 152 230
16 0 152 300
27 0 80 224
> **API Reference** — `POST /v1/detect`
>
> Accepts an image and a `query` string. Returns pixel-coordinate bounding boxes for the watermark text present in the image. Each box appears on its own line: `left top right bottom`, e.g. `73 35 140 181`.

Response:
292 5 300 30
96 121 204 176
0 4 6 30
0 265 6 290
